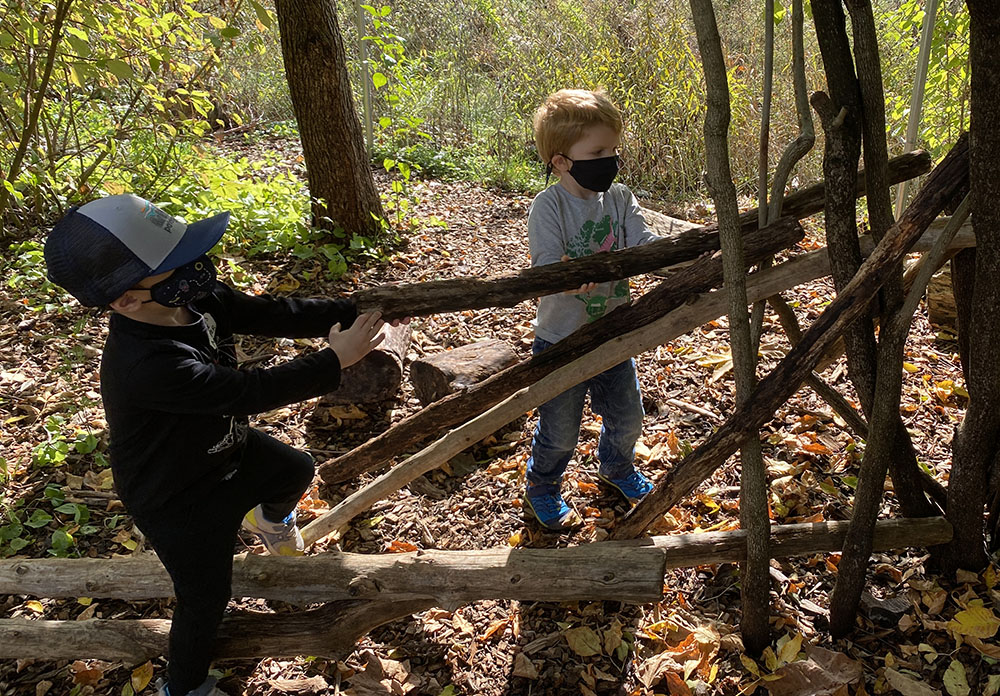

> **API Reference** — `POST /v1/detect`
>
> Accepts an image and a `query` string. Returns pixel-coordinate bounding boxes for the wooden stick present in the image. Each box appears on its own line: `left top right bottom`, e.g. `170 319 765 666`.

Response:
353 151 931 321
0 518 951 661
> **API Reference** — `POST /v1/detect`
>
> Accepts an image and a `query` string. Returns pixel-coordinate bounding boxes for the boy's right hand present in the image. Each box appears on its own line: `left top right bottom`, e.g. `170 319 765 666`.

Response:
328 311 386 368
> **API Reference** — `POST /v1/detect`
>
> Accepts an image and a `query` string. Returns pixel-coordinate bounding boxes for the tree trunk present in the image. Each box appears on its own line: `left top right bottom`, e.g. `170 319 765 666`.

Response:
947 0 1000 572
319 220 805 484
812 0 936 521
275 0 384 237
689 0 770 656
322 321 411 404
613 134 969 540
410 339 519 406
0 518 951 662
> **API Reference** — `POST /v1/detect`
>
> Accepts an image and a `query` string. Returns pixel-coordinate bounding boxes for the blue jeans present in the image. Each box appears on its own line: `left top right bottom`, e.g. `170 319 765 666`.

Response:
526 336 645 486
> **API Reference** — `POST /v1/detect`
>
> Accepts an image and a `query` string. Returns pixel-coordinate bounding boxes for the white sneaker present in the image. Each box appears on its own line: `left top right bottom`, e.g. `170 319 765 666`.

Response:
241 505 304 556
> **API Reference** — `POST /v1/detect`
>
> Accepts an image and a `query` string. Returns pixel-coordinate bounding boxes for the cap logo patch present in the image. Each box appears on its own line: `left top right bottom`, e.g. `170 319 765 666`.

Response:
142 201 178 234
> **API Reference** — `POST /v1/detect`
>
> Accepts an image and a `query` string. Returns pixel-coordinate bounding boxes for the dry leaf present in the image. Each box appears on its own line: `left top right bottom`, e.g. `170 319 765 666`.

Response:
663 672 692 695
884 668 942 696
130 661 154 692
385 539 419 553
267 676 329 694
326 404 368 420
764 645 861 696
512 653 538 679
637 653 685 688
603 619 623 655
948 601 1000 638
985 675 1000 696
70 661 103 686
452 612 475 636
565 626 602 657
942 660 970 696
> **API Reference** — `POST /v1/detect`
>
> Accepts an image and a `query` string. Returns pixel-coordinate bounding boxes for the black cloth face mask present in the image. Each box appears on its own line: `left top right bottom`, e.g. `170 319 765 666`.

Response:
142 255 217 307
564 154 620 192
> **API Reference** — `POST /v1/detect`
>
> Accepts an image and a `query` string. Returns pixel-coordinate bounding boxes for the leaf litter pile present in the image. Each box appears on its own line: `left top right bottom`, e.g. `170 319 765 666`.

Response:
2 157 998 696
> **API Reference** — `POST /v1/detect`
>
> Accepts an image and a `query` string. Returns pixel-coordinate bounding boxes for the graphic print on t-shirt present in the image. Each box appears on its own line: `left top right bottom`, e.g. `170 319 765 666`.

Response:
565 215 630 322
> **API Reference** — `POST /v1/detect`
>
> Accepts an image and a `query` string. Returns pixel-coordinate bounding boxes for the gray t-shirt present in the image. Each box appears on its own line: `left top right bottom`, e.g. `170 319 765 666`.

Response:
528 182 660 344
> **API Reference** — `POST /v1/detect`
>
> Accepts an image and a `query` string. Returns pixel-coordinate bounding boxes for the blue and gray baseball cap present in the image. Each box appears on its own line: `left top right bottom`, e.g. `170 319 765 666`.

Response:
44 194 229 307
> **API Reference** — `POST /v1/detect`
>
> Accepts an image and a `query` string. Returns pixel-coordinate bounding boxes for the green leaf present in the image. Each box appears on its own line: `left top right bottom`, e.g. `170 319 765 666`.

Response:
104 59 134 81
0 71 18 89
564 626 602 657
220 26 241 39
249 0 272 28
25 510 53 528
372 72 388 89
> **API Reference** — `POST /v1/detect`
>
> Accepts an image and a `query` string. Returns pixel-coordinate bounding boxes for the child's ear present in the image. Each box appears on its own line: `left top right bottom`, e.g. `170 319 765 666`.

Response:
550 153 571 174
109 290 144 314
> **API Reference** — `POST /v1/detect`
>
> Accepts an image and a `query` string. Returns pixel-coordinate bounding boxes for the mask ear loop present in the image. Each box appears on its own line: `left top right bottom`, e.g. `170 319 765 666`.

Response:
545 162 553 187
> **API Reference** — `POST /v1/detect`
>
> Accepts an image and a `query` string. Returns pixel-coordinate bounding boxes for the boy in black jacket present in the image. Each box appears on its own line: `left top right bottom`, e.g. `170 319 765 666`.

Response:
44 193 392 696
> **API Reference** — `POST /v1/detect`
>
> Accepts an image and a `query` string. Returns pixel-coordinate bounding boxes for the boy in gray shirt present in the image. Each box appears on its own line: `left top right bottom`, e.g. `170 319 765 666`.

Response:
525 89 658 530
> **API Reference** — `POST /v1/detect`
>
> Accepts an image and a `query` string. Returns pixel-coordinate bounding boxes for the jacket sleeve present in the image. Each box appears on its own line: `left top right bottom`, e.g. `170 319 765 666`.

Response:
128 343 344 417
214 282 359 338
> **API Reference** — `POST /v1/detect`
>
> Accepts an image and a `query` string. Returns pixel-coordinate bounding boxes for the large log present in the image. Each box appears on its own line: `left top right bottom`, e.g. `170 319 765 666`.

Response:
0 518 951 662
410 339 519 406
354 151 932 320
319 218 806 485
614 133 969 540
321 321 411 404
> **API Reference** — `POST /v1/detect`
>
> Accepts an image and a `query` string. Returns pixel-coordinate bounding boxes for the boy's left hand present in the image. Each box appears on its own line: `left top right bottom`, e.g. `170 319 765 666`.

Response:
561 255 598 294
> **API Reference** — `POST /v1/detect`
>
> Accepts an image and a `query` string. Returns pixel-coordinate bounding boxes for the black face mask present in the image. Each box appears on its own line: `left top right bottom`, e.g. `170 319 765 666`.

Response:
564 154 620 192
142 255 216 307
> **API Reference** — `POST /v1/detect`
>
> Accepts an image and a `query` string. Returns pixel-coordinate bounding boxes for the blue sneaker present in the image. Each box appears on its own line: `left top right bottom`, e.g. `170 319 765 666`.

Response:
524 483 583 531
598 469 653 506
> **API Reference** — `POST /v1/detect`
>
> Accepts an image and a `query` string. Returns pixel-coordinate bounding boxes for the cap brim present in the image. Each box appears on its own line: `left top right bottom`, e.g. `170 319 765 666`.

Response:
154 211 230 273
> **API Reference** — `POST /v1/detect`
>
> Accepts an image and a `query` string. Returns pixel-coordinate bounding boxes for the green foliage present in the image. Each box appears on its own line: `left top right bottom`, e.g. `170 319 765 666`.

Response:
878 0 969 158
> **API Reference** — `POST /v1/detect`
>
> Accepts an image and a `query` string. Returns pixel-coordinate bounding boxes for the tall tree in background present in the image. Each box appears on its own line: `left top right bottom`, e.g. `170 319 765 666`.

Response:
947 1 1000 572
275 0 385 238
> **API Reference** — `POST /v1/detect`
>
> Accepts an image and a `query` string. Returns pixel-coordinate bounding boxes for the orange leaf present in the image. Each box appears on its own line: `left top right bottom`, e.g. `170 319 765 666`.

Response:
802 442 832 455
664 672 693 695
385 540 419 553
577 480 600 494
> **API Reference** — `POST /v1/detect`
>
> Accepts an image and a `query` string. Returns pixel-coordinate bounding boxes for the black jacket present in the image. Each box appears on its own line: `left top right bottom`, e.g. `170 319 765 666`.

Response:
100 282 356 512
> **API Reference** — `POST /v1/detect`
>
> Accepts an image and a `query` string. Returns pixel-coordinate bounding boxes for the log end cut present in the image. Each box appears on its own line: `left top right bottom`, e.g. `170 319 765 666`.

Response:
410 339 519 406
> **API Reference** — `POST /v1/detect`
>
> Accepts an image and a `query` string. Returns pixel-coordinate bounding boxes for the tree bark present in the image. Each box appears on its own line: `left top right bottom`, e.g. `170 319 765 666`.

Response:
0 518 951 662
275 0 384 237
689 0 770 656
612 134 969 540
947 0 1000 572
410 339 519 406
812 0 936 521
351 153 931 322
322 321 411 404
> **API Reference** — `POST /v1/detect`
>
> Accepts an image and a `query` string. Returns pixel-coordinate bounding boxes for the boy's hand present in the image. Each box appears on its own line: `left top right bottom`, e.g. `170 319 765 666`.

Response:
561 255 598 294
328 311 386 368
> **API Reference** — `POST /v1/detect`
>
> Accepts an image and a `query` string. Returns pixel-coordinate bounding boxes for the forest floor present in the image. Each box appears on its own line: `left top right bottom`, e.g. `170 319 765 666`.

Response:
1 133 997 696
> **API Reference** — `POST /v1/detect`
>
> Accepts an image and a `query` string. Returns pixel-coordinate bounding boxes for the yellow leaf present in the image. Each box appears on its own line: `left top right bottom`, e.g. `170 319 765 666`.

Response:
985 674 1000 696
131 661 154 692
763 646 778 671
508 531 522 547
948 602 1000 639
326 404 368 420
740 654 760 677
565 626 602 657
903 362 919 373
25 600 44 613
943 659 970 696
77 597 92 606
778 633 803 665
985 565 998 590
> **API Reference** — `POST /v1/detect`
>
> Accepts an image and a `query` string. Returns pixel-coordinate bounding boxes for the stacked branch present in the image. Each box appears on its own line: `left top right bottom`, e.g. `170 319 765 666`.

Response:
0 518 950 662
352 152 929 322
614 133 969 540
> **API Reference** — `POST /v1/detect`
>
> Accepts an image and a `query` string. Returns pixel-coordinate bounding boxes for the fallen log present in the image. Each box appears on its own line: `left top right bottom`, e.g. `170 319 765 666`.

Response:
613 133 969 540
410 339 519 406
322 321 411 404
319 222 974 487
319 218 806 485
354 151 931 320
0 517 951 661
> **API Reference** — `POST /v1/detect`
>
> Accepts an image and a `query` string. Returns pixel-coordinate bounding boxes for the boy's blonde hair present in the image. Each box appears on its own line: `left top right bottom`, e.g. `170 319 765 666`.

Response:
532 89 623 166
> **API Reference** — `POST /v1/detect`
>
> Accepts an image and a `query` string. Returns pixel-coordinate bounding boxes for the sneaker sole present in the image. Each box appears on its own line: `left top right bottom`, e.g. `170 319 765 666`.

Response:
524 497 583 531
596 474 646 507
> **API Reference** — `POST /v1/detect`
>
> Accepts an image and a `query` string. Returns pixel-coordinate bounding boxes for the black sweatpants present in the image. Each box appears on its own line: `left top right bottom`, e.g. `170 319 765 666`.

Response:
130 429 315 695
